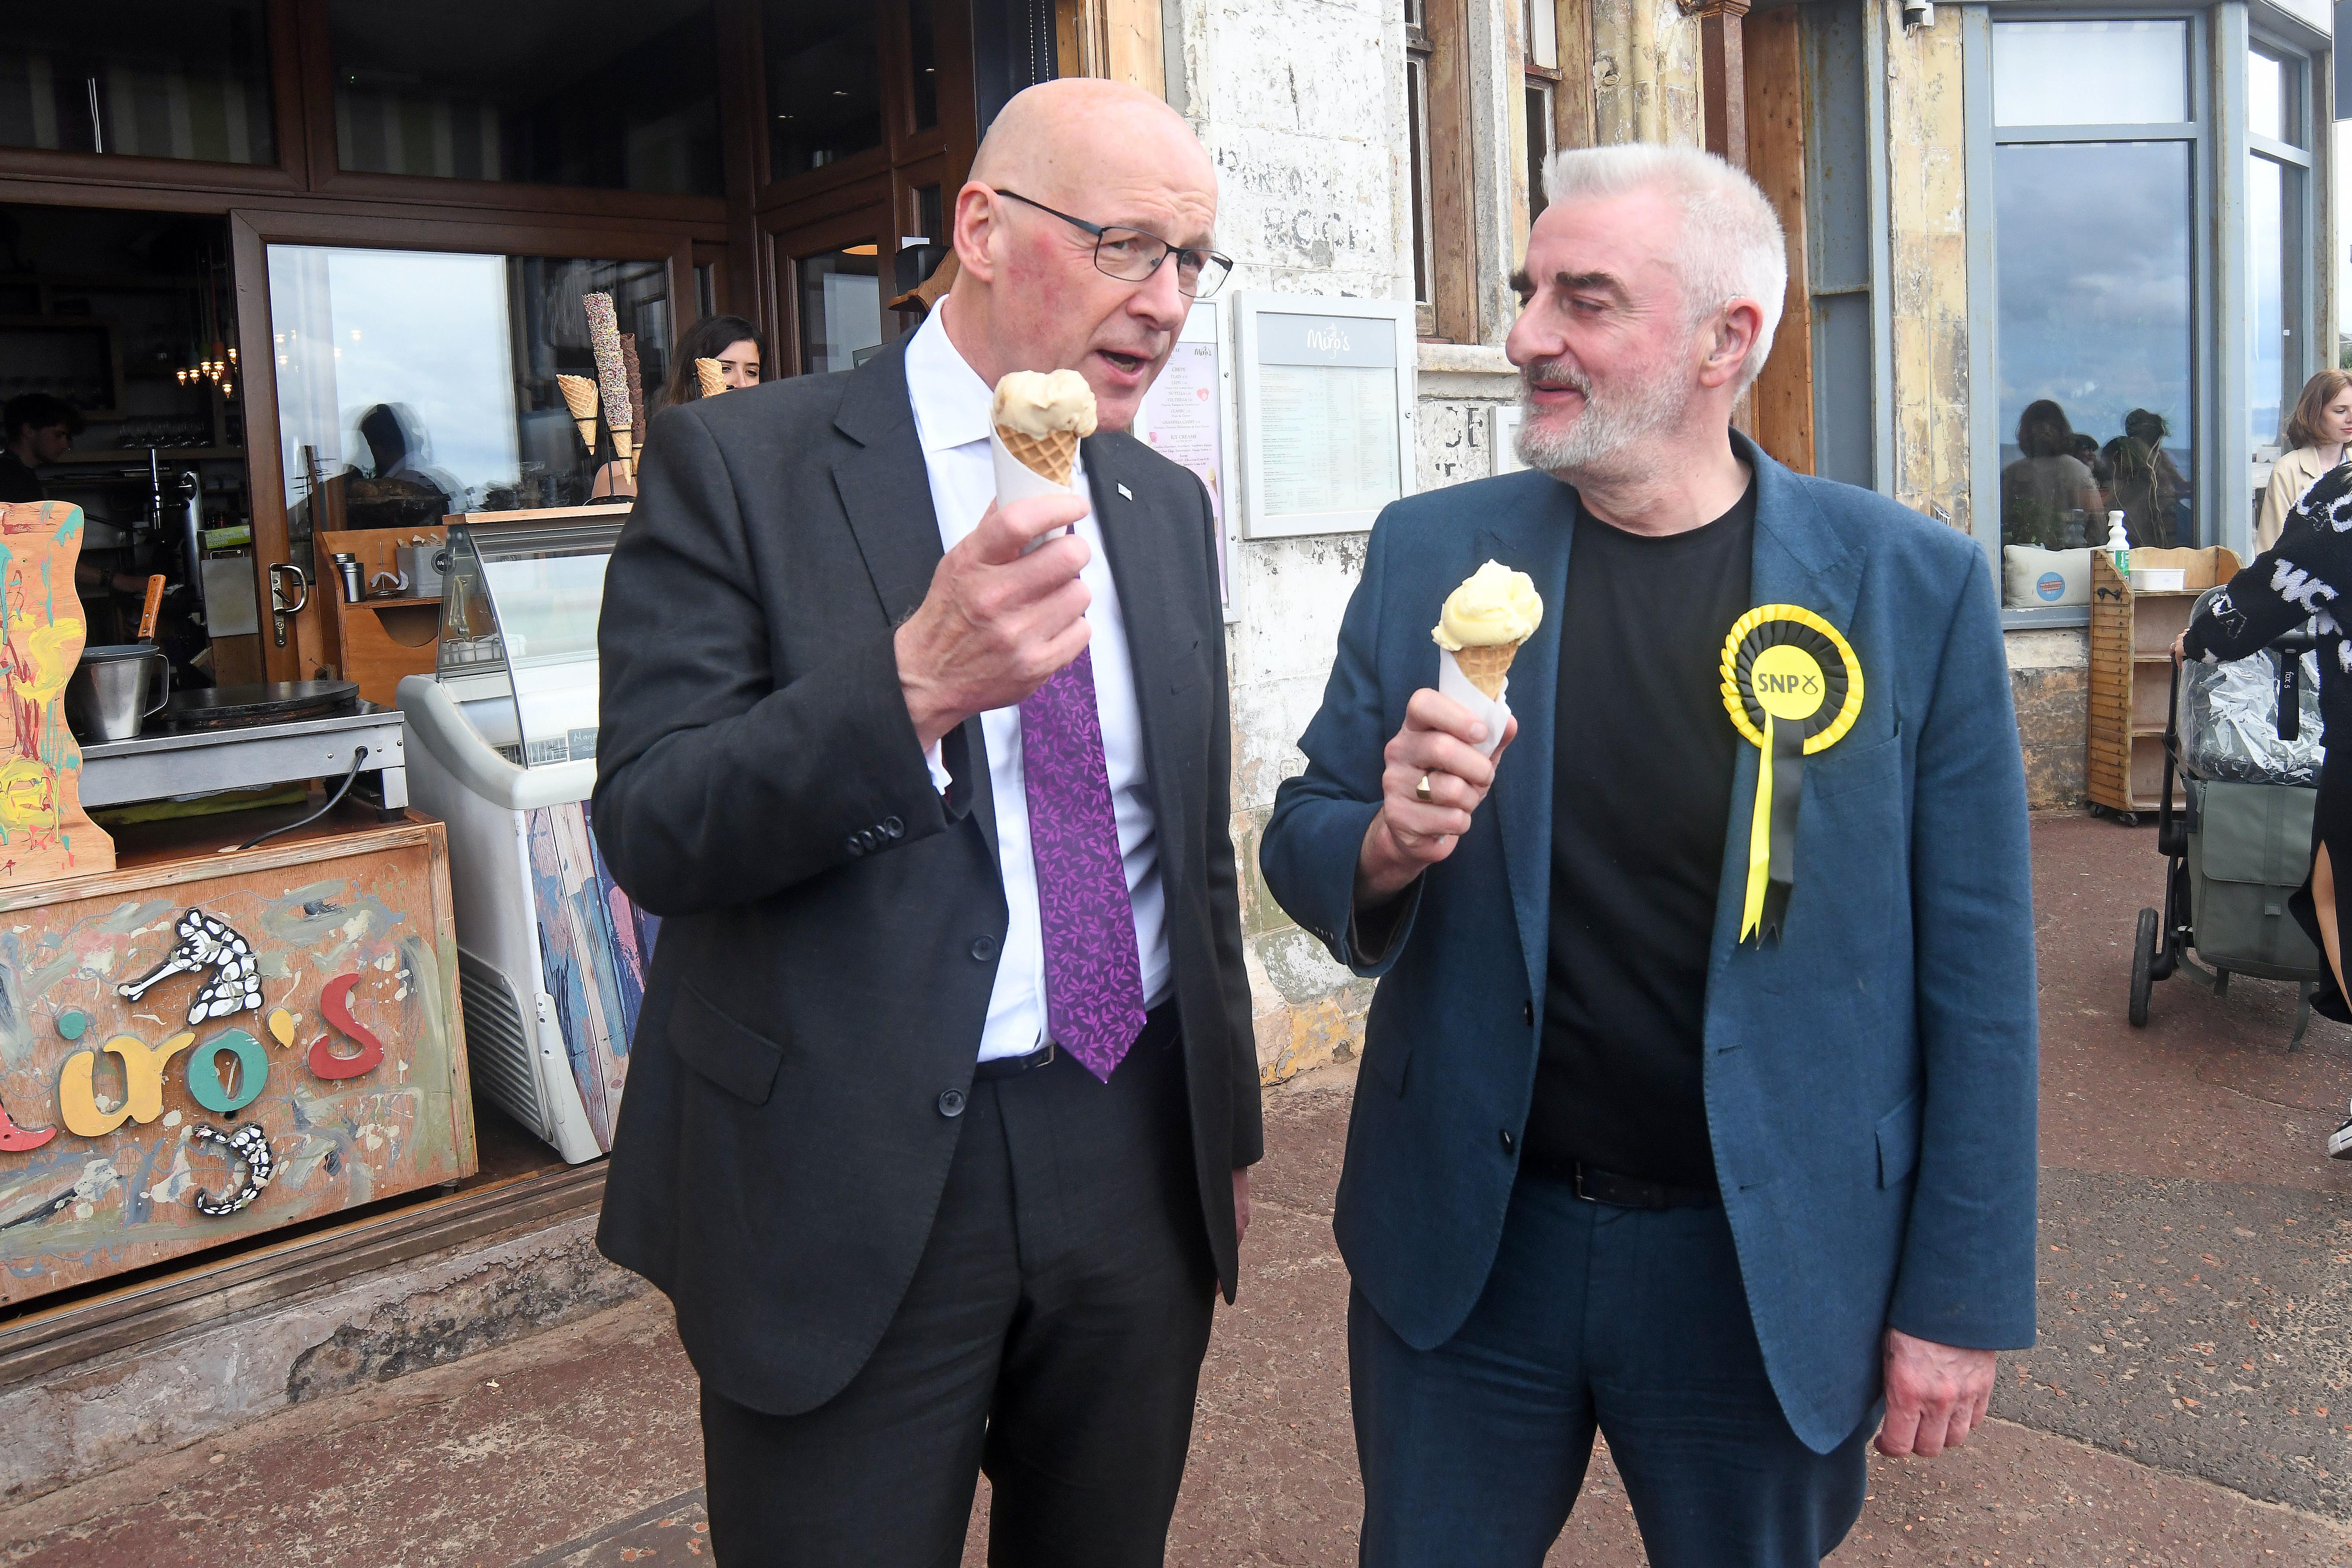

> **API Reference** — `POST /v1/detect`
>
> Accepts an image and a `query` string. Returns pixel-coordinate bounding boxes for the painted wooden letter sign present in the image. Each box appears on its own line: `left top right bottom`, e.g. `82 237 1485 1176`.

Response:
0 821 473 1305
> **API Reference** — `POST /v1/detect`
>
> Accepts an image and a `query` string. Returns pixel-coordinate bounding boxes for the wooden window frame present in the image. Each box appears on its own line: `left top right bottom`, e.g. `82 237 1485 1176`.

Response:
1410 0 1477 343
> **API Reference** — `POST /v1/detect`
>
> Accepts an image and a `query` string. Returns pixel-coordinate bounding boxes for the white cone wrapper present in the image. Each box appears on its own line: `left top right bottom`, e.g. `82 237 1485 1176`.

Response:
1437 647 1511 759
990 425 1083 553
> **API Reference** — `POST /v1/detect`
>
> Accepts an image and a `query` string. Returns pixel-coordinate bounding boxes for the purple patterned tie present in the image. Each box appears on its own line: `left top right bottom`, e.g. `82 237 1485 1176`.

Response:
1020 647 1147 1081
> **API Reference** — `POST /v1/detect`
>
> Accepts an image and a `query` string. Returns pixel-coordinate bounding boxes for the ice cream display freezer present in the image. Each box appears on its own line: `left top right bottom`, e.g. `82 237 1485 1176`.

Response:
398 505 651 1163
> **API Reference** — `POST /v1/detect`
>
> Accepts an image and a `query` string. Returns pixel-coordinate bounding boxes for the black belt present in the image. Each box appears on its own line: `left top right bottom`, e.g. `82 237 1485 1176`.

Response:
972 1001 1178 1082
1530 1158 1719 1210
973 1042 1057 1081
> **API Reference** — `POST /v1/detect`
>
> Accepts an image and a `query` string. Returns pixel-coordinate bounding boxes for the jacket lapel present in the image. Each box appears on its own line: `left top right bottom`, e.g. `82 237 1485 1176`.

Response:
1702 435 1865 991
1481 478 1577 1012
1085 434 1192 863
829 340 997 855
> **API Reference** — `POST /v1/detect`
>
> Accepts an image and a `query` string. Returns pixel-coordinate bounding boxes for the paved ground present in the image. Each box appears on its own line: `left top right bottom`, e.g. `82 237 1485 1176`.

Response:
13 813 2352 1565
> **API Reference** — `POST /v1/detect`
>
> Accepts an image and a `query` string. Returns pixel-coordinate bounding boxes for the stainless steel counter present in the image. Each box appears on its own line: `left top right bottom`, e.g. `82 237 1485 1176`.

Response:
79 707 408 810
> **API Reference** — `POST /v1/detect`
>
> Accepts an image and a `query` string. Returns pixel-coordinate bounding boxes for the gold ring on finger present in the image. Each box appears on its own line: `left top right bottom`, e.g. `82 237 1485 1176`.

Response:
1414 774 1434 804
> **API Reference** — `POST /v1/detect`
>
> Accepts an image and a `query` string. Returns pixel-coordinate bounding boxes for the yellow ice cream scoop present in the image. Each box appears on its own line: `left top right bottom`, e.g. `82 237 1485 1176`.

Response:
1432 560 1543 701
1432 560 1543 652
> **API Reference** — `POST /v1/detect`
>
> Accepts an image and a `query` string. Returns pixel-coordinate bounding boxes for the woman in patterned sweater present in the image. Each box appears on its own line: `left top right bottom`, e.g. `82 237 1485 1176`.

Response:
2178 459 2352 1156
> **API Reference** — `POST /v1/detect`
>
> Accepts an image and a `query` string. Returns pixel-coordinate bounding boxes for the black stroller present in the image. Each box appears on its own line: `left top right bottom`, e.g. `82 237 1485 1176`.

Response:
2130 602 2327 1049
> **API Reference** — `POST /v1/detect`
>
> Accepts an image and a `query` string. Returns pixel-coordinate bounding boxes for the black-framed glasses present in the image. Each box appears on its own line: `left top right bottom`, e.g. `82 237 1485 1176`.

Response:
993 189 1233 299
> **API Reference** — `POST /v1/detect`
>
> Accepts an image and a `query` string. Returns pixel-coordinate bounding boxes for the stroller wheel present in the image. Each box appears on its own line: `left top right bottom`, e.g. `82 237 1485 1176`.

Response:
2130 907 2159 1027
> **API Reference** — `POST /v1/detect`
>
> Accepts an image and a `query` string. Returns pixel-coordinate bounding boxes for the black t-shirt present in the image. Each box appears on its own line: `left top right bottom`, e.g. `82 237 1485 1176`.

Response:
1523 479 1757 1189
0 452 43 504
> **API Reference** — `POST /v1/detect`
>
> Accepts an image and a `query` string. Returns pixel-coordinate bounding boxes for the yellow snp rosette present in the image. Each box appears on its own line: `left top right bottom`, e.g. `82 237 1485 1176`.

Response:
1720 605 1865 944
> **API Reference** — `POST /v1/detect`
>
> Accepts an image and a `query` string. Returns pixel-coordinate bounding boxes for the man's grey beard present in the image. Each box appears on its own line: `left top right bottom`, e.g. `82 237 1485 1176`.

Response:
1513 355 1691 480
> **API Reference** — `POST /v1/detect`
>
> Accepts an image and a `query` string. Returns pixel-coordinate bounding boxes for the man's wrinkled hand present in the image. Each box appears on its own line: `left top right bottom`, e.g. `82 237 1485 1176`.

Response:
1876 1328 1996 1458
1354 688 1517 908
1233 1167 1252 1246
895 493 1092 748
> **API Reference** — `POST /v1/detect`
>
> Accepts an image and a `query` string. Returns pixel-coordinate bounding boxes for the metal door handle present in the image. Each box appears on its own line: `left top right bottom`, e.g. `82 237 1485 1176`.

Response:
268 563 309 615
267 564 309 648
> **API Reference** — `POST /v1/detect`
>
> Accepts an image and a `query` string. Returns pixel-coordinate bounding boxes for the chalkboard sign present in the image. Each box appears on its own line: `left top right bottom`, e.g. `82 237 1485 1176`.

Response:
1234 295 1416 538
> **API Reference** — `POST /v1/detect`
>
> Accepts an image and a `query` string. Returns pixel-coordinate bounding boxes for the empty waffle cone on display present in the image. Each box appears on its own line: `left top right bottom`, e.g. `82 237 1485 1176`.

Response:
555 374 599 451
695 358 726 398
996 427 1079 486
1453 641 1521 700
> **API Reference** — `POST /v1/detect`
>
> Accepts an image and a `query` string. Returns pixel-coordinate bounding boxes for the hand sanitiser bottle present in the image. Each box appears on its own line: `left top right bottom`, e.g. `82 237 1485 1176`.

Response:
2106 512 2131 582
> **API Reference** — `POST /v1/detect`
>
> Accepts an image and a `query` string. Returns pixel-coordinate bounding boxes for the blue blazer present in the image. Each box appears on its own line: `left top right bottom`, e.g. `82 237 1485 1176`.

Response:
1258 437 2038 1454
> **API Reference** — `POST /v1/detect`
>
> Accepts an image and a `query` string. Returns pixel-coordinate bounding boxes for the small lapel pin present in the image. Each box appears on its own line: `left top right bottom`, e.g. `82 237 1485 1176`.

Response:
1117 483 1134 501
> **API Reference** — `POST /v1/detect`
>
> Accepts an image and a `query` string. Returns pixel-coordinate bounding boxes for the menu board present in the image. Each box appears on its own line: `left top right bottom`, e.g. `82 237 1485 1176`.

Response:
1235 297 1414 537
1258 364 1401 517
1136 311 1233 610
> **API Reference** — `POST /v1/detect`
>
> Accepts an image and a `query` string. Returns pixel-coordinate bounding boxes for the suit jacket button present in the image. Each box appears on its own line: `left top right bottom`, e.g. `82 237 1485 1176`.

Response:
883 816 905 838
1499 1128 1515 1154
971 934 998 961
844 837 865 857
938 1088 967 1117
1523 1000 1534 1025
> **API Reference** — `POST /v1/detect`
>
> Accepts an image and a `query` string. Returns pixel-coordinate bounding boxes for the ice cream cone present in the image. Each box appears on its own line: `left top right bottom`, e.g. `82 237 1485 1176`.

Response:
695 358 726 399
996 426 1079 487
1453 641 1520 700
556 374 599 452
612 429 636 485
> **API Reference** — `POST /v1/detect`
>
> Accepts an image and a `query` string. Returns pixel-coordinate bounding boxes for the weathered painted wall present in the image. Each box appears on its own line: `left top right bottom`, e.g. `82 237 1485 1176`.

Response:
1589 0 1705 149
1879 0 1973 533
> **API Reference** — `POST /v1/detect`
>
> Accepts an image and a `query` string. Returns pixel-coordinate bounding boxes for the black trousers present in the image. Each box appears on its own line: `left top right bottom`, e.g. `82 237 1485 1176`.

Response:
701 1006 1218 1568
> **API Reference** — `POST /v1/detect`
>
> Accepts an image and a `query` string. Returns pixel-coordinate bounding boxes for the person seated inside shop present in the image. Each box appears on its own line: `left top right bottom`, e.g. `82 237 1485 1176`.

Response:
0 393 82 504
2001 398 2104 549
591 314 763 500
343 403 457 532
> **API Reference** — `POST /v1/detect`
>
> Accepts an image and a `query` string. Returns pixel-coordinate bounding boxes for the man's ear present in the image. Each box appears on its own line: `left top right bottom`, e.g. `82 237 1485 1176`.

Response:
951 182 1002 285
1697 299 1766 391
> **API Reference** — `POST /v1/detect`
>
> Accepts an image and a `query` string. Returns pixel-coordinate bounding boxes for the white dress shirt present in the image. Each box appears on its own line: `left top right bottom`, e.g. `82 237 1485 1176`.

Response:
904 305 1172 1062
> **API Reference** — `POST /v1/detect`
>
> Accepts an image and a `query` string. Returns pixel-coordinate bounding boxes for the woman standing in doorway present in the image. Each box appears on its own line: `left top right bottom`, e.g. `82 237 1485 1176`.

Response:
2178 460 2352 1158
592 315 765 500
2257 371 2352 553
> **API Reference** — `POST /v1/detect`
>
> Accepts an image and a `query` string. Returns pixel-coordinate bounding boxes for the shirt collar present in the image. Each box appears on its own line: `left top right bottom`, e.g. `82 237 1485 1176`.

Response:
905 302 995 454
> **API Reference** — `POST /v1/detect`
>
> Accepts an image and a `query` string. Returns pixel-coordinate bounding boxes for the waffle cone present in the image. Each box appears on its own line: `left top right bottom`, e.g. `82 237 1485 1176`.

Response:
997 425 1078 486
695 358 726 398
570 417 597 451
1453 640 1520 699
556 374 598 421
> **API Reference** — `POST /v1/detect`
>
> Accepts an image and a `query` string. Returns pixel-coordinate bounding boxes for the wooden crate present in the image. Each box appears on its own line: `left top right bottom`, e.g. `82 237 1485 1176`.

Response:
2087 547 2241 815
0 811 471 1305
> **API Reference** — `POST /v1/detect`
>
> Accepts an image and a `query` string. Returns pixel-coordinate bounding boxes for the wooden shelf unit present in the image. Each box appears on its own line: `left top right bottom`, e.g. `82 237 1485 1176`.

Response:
2088 547 2241 816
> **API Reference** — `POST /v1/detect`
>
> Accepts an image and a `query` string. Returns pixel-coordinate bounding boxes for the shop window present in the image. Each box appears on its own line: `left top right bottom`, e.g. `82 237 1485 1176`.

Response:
1523 0 1559 226
764 2 887 178
2245 42 2311 472
1406 0 1475 342
266 246 672 547
0 1 274 166
327 0 723 197
797 247 886 373
1990 18 2199 599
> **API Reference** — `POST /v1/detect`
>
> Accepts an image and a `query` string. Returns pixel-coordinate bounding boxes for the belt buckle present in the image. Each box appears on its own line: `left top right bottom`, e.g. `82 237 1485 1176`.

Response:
1571 1162 1595 1203
1035 1042 1056 1070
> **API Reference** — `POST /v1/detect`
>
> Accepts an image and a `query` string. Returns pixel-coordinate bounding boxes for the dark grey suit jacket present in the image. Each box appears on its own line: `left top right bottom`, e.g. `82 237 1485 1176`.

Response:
591 338 1261 1416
